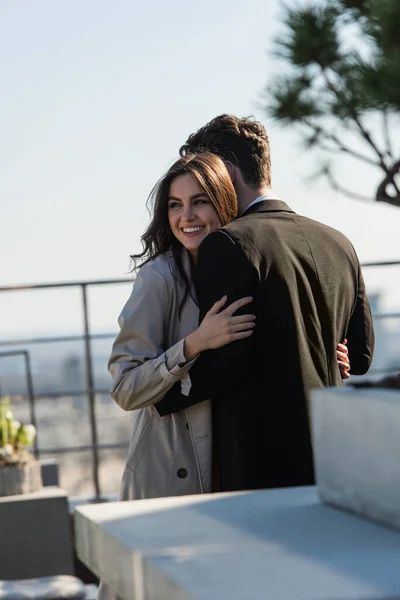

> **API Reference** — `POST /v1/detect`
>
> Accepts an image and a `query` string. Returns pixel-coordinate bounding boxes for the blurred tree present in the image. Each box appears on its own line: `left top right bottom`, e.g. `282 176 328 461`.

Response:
265 0 400 206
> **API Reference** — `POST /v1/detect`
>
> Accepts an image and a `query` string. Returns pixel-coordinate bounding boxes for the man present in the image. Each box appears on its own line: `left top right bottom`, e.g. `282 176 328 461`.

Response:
156 114 374 492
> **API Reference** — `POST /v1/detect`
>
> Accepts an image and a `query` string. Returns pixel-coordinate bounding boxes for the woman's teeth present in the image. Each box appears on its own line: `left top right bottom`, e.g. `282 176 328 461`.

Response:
182 226 202 233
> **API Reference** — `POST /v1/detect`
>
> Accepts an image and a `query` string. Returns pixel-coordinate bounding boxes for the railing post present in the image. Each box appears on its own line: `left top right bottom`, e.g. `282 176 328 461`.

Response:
24 351 39 458
81 284 101 500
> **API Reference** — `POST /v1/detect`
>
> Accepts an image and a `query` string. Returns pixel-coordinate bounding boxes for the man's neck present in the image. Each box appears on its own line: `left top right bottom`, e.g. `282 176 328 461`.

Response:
238 187 273 215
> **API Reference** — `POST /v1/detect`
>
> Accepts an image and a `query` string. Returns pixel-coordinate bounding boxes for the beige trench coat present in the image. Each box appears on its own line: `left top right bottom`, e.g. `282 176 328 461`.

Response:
109 251 212 500
97 252 212 600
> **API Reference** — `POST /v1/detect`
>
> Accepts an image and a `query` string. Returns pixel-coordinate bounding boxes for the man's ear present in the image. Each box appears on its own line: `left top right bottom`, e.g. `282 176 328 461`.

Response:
224 161 235 182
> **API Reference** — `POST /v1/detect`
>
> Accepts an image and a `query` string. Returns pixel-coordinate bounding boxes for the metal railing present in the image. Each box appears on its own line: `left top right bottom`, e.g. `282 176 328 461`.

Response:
1 262 400 500
0 278 131 501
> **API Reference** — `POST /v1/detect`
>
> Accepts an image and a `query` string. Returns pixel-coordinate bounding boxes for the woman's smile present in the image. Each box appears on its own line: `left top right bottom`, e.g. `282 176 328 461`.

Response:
181 225 206 236
168 173 222 260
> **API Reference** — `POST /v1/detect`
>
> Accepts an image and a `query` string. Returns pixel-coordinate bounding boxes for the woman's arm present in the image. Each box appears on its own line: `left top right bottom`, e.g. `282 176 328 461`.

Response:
109 263 256 412
109 265 195 411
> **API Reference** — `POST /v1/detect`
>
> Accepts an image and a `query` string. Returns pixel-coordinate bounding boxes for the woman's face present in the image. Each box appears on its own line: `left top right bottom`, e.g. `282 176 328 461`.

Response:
168 173 222 260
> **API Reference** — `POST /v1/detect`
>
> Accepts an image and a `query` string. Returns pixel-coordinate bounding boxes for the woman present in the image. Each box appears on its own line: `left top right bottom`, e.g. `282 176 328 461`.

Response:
108 152 350 502
99 153 255 600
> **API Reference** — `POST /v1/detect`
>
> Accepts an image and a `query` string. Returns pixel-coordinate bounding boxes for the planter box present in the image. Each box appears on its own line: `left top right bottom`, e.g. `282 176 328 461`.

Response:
0 487 74 579
311 386 400 530
0 460 42 497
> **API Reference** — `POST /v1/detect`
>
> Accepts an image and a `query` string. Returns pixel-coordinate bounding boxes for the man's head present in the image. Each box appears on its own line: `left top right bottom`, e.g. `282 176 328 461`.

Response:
180 114 272 203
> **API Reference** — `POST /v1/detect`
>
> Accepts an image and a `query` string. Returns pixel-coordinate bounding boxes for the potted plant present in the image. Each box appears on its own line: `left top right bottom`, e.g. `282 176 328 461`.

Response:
0 396 42 496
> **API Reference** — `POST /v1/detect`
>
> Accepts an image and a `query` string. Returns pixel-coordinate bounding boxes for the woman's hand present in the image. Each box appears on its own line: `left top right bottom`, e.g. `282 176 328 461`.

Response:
184 295 255 361
337 338 350 380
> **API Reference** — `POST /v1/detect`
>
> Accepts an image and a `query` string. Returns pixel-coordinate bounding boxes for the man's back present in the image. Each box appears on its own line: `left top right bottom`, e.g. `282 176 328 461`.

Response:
205 200 374 490
225 201 372 383
157 200 374 492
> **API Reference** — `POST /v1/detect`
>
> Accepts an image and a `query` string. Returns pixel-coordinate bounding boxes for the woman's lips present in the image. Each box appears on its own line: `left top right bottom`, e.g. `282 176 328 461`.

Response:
181 226 205 237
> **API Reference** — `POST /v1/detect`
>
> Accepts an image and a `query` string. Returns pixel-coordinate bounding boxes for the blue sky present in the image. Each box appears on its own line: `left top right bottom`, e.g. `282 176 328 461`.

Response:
1 0 400 337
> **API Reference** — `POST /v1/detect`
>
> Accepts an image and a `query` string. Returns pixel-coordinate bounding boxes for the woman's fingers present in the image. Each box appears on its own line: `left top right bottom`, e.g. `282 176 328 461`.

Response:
337 350 349 363
206 295 252 317
230 321 256 333
337 343 348 354
206 295 228 316
338 340 350 379
223 296 253 315
339 356 351 379
338 360 350 371
231 314 256 324
230 330 254 341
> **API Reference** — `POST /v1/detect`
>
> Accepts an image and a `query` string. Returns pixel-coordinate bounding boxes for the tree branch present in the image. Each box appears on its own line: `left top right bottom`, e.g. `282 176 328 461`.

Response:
376 194 400 207
323 72 390 173
392 174 400 196
323 167 372 202
382 109 394 161
352 114 388 170
376 159 400 206
303 120 381 167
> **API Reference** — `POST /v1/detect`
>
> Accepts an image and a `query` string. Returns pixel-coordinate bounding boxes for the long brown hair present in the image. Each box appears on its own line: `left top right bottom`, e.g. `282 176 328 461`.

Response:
131 152 238 314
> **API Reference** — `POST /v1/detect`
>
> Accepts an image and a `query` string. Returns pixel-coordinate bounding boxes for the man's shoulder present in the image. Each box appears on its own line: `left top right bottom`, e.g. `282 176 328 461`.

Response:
198 228 247 261
197 228 256 272
224 209 353 248
293 213 354 247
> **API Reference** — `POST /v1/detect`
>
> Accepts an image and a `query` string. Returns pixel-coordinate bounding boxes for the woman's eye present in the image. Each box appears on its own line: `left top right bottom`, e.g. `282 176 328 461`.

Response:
168 202 181 209
195 198 209 205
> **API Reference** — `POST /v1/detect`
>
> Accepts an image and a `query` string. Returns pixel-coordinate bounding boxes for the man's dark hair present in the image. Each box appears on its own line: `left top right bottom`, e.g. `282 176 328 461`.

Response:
180 114 272 188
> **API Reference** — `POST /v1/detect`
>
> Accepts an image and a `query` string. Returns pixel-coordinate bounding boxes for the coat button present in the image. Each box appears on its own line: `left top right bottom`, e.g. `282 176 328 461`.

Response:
177 468 188 479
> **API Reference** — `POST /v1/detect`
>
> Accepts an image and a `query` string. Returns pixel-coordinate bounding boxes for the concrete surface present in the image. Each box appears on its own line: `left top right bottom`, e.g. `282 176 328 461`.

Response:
75 486 400 600
311 387 400 530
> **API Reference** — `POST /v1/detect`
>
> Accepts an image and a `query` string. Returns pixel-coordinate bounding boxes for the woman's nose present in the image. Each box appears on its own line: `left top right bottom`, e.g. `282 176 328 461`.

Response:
182 206 195 222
